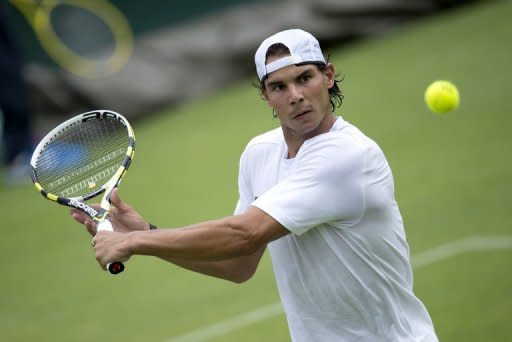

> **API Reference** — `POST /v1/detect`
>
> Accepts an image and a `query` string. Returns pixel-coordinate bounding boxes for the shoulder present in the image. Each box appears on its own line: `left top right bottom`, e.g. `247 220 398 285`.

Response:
241 127 283 159
300 119 369 159
297 118 386 174
246 127 283 149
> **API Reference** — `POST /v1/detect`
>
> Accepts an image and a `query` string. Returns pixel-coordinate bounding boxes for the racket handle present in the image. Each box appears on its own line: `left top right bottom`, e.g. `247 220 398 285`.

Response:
96 220 125 275
107 261 125 274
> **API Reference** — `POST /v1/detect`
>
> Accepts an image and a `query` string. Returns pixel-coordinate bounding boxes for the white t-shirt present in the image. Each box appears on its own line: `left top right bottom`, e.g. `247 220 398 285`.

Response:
234 117 438 341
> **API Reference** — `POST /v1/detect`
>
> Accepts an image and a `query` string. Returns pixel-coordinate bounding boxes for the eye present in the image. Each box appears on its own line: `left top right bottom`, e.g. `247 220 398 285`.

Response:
271 84 285 92
299 74 312 83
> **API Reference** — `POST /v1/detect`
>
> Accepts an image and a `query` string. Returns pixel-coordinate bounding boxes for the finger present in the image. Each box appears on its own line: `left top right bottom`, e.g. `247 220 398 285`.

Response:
95 254 107 271
71 212 84 224
86 220 97 236
71 209 95 229
110 188 129 212
72 212 94 231
92 237 106 270
70 209 88 223
89 203 102 210
109 206 119 217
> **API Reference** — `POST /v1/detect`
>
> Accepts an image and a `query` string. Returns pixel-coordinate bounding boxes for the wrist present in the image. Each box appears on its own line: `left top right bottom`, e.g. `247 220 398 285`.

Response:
125 231 139 257
127 229 155 256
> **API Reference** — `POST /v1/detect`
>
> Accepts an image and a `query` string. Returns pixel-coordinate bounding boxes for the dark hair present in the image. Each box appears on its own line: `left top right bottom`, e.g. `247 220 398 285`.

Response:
257 43 344 111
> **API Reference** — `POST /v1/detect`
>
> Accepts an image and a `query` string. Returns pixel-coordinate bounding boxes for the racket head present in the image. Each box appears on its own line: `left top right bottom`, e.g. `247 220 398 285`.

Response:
30 110 135 209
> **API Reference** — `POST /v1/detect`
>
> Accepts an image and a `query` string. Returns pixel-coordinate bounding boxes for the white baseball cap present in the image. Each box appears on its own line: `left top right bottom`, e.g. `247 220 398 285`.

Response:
255 28 326 81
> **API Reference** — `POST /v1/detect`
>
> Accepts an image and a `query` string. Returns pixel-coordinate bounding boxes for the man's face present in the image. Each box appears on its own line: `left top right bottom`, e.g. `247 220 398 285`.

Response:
263 59 335 140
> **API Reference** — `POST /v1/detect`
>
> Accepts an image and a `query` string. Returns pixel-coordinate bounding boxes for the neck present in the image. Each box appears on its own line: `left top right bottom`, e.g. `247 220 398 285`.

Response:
284 113 337 158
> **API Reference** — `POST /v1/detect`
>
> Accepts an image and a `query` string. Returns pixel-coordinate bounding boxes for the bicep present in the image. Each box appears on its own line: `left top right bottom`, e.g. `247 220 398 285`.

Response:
237 205 291 246
165 206 288 281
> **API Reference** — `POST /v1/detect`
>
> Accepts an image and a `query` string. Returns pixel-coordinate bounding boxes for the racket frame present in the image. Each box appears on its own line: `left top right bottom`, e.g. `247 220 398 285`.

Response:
30 110 135 274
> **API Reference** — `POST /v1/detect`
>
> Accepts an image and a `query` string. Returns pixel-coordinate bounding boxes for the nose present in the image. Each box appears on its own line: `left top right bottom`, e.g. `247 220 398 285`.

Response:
288 84 304 105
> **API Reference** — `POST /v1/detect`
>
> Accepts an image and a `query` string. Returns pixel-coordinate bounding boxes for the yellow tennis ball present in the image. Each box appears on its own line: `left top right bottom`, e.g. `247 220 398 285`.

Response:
424 80 460 114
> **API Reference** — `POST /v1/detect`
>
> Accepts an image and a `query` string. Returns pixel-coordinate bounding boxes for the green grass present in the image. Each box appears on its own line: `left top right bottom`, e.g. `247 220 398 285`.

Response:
1 0 512 340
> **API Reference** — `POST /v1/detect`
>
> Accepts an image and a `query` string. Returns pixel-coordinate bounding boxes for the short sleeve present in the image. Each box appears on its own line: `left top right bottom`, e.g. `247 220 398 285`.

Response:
252 134 366 235
234 149 253 215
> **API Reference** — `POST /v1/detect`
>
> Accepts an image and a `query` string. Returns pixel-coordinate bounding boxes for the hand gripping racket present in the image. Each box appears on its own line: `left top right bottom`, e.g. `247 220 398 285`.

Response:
30 110 135 274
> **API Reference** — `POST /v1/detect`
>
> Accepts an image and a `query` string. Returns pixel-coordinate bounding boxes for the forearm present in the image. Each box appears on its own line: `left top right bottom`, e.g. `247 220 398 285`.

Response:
127 216 260 262
157 248 265 283
117 207 287 280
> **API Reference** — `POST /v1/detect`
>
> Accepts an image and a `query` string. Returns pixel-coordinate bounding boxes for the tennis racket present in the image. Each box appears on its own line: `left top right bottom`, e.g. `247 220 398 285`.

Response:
30 110 135 274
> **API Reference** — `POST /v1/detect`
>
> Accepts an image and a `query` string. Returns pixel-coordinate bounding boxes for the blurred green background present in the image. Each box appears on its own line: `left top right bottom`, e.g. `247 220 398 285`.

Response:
1 0 511 341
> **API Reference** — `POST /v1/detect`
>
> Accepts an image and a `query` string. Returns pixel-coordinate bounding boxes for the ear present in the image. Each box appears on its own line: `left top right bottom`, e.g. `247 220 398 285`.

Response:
325 63 335 88
260 87 273 107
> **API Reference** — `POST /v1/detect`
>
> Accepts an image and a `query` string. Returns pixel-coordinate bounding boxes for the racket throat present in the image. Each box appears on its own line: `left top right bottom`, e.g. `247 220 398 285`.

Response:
66 198 100 218
93 208 109 223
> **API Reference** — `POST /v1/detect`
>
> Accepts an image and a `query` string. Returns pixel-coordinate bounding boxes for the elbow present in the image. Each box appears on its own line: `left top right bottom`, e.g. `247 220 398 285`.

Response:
226 264 257 284
228 206 287 260
224 218 264 284
231 223 264 257
221 216 257 257
227 273 254 284
228 240 262 284
232 264 258 284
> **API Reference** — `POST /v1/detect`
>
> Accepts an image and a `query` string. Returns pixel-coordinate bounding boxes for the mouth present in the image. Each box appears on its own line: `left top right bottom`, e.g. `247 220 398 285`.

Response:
292 109 312 120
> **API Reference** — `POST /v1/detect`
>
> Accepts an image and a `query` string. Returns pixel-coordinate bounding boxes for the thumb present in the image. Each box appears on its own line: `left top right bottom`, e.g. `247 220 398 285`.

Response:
110 188 129 212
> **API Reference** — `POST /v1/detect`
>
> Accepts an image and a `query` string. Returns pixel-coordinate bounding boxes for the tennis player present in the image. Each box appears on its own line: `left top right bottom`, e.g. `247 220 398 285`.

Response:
72 29 438 341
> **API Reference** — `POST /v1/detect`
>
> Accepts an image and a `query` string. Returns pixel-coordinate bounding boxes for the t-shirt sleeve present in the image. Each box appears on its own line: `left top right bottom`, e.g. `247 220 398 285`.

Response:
234 149 253 215
252 135 366 235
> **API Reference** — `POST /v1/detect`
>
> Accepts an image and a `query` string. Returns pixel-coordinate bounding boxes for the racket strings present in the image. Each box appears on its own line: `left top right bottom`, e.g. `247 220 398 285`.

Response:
34 118 129 198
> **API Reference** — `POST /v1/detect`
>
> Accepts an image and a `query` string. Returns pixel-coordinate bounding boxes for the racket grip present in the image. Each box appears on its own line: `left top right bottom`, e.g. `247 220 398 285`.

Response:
96 220 125 275
108 261 125 274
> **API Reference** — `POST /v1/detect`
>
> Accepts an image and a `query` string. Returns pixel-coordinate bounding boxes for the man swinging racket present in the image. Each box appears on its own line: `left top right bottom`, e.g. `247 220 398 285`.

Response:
72 29 438 341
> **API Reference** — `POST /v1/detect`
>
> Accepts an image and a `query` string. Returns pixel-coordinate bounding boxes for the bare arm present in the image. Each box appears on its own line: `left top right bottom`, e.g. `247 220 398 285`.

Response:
121 208 280 281
92 206 288 274
162 247 266 283
125 207 287 261
73 190 288 281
